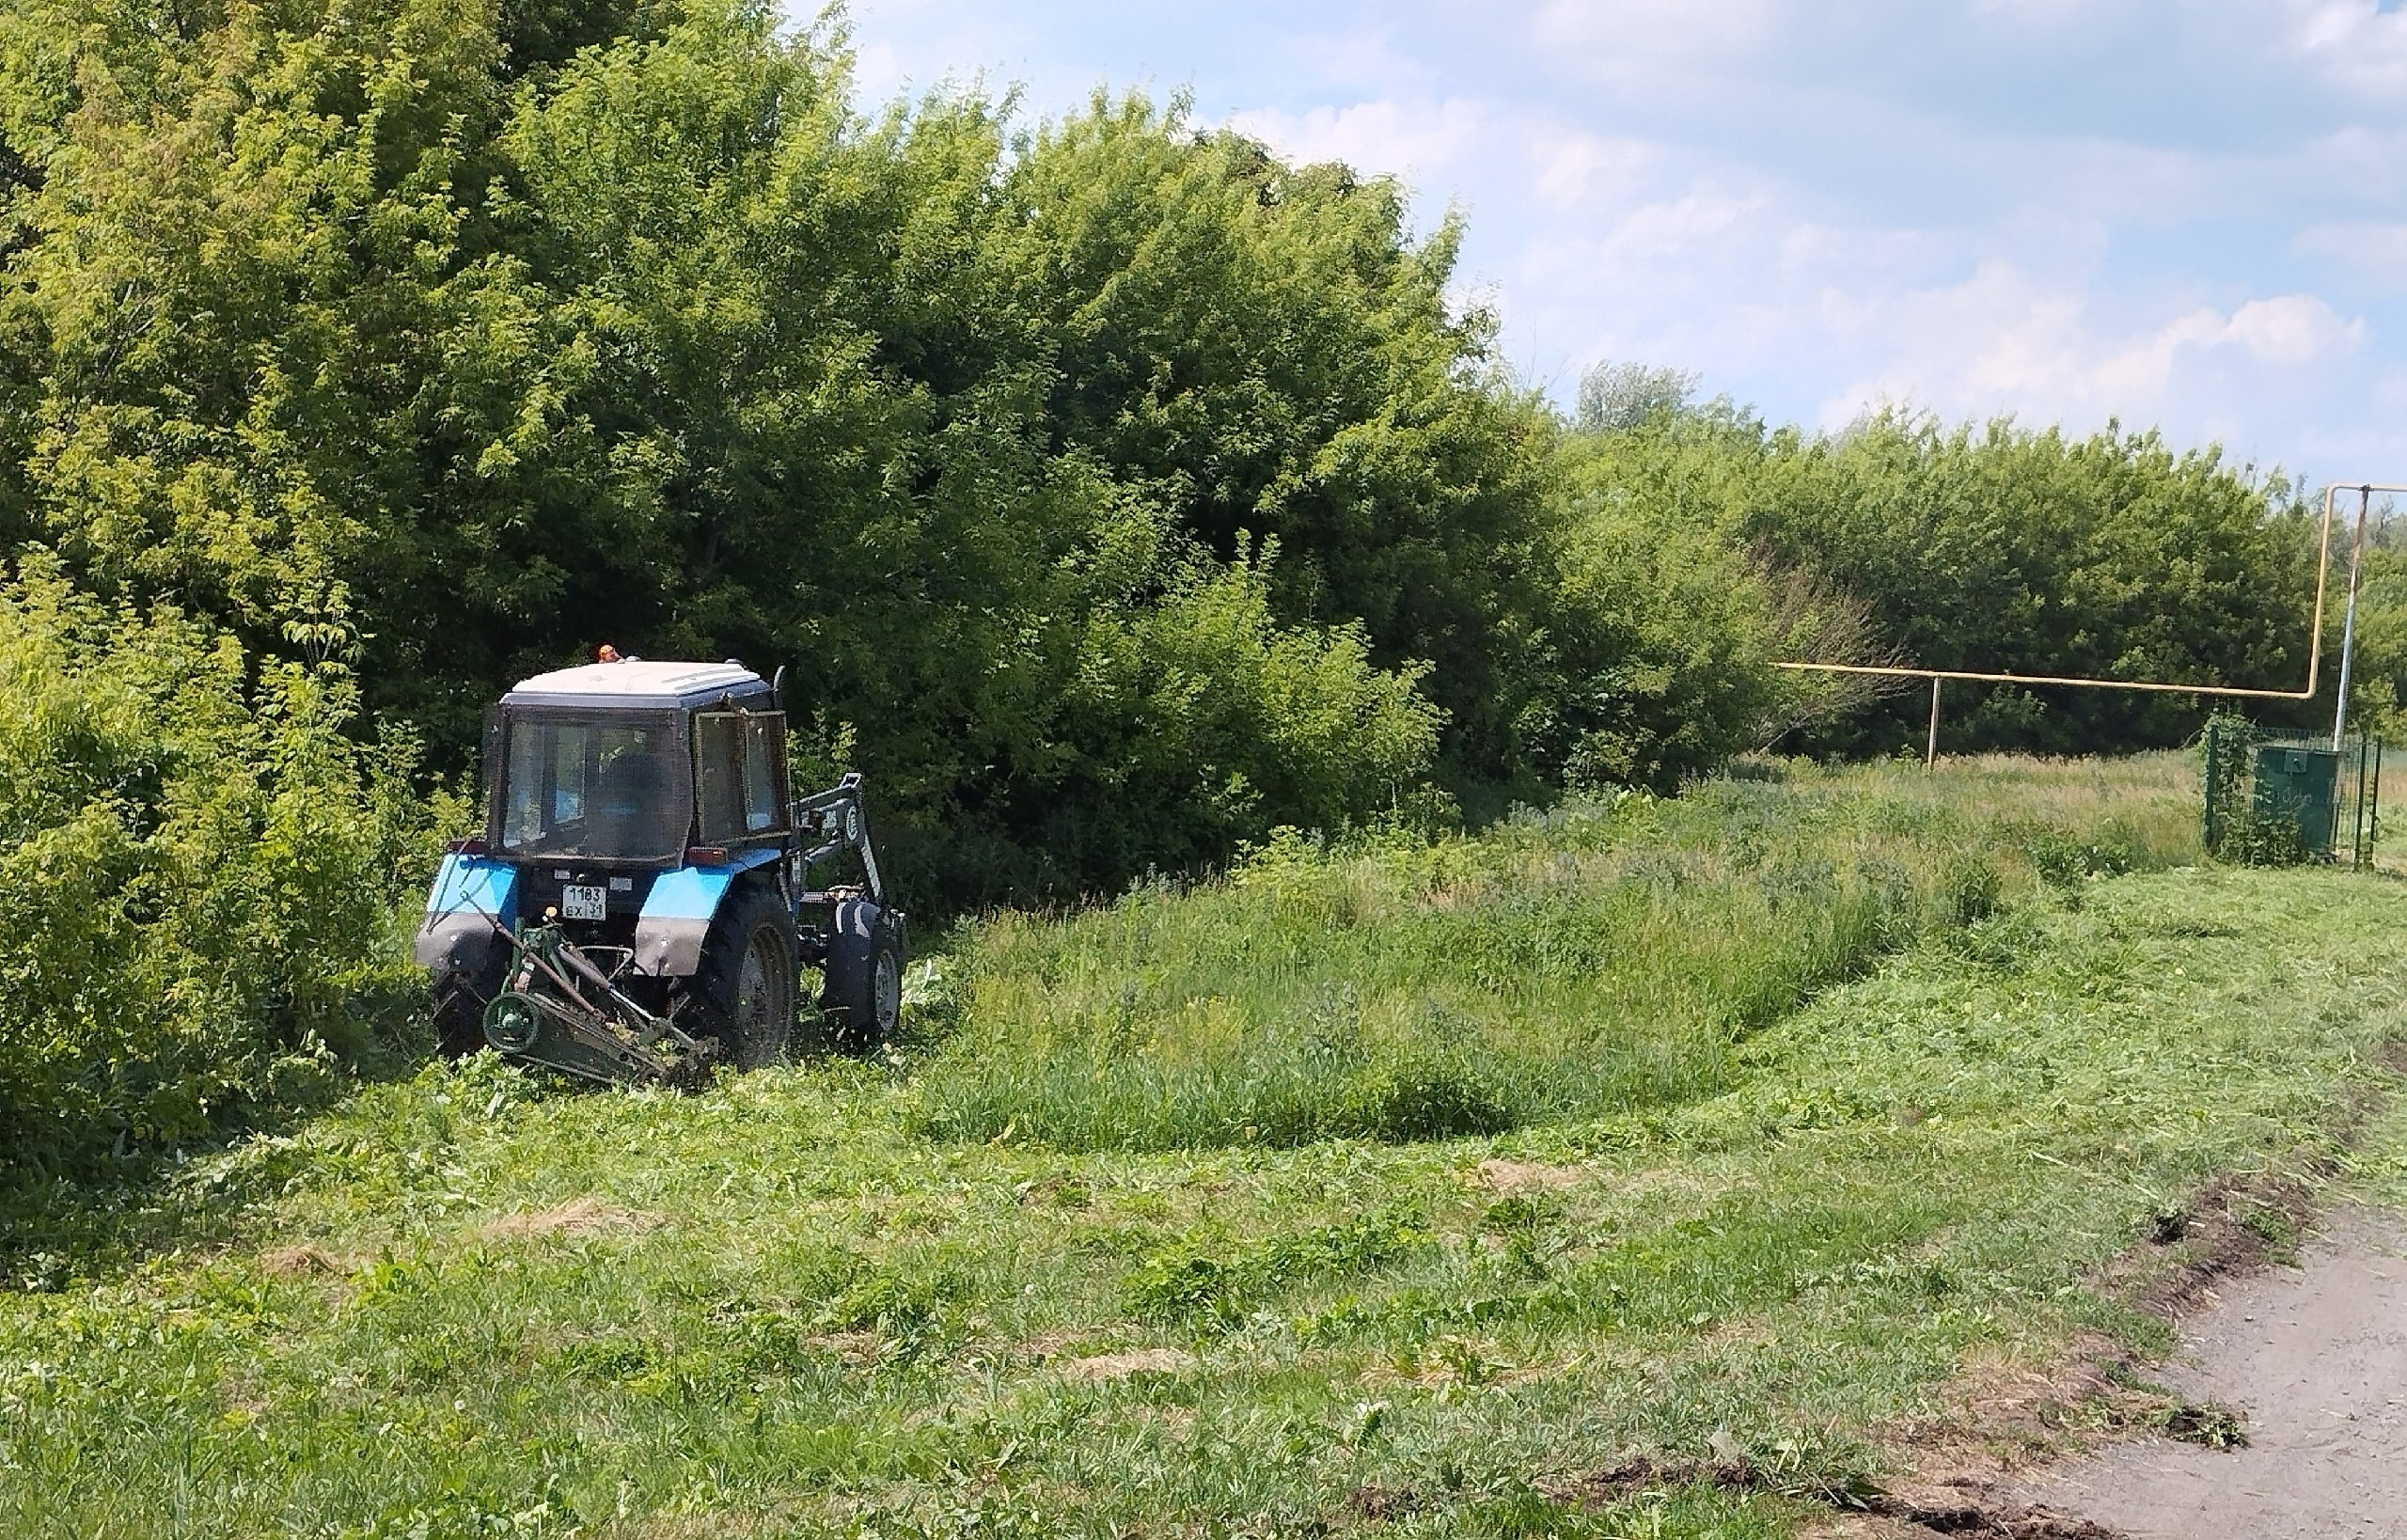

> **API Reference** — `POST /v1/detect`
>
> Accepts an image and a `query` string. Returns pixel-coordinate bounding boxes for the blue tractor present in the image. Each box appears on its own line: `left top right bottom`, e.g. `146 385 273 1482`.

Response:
413 658 905 1084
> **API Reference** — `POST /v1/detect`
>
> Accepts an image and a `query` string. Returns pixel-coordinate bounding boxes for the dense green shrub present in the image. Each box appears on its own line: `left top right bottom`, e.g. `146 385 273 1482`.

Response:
956 546 1445 894
0 560 436 1178
1565 396 2321 759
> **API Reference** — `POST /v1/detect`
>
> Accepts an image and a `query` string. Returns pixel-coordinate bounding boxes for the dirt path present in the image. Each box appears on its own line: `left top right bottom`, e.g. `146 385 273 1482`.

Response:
2001 1211 2407 1539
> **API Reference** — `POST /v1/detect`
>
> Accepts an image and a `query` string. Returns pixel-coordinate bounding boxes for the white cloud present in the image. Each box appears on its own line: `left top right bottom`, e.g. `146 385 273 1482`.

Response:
1228 99 1490 184
1530 129 1657 210
2309 123 2407 184
1532 0 1781 73
2297 221 2407 291
2289 0 2407 94
1773 220 1952 280
1235 100 1660 219
1811 282 2365 442
1292 27 1434 94
1601 189 1762 258
2210 294 2366 364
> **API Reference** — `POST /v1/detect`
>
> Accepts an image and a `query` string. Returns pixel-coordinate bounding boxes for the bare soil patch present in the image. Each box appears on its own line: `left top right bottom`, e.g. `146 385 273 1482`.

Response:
258 1242 343 1278
1541 1456 2119 1537
1812 1512 2120 1539
803 1329 884 1369
1536 1454 1843 1506
1344 1484 1422 1522
1472 1156 1586 1194
2123 1171 2316 1320
1053 1347 1195 1380
477 1197 661 1242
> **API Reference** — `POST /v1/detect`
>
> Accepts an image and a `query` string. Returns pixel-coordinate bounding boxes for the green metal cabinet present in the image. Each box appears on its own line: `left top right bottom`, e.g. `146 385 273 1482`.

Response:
2253 744 2340 856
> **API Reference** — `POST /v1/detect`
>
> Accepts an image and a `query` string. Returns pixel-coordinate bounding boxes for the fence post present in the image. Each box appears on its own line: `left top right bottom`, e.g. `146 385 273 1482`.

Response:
2204 719 2222 854
2355 729 2371 871
2358 731 2378 866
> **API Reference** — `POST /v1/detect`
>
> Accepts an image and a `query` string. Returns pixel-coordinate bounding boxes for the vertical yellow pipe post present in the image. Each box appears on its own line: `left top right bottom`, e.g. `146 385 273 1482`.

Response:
1927 677 1942 771
2334 485 2374 751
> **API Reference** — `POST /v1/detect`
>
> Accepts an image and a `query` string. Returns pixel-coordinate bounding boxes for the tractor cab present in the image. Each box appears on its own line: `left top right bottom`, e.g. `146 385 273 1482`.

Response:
415 658 904 1085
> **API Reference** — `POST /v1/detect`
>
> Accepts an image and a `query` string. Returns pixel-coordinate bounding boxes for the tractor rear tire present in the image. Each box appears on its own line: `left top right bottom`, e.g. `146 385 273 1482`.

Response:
689 886 797 1071
823 898 905 1049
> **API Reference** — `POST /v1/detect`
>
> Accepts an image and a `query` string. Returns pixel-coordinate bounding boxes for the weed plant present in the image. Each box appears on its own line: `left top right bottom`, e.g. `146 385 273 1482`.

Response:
910 755 2200 1151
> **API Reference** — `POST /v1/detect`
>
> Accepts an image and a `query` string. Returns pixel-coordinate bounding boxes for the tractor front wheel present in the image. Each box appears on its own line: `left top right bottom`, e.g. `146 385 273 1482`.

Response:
823 898 905 1049
690 887 796 1070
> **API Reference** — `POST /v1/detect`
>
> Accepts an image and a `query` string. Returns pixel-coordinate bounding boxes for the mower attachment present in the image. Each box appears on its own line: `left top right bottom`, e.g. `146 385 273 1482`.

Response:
480 913 708 1087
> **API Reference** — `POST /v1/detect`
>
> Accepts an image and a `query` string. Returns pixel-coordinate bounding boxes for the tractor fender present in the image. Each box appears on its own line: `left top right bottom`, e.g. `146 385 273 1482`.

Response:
634 848 784 978
415 854 518 974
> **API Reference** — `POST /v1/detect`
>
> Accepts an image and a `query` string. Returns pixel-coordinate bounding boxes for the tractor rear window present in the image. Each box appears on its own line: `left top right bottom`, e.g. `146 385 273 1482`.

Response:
497 714 690 861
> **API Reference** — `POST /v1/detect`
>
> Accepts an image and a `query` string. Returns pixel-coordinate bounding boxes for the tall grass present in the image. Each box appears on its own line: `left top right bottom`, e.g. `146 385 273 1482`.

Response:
14 760 2405 1539
908 755 2200 1150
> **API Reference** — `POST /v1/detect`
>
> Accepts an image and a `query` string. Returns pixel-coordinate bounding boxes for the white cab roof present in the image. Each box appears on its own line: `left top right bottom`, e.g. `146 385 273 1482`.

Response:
502 660 769 709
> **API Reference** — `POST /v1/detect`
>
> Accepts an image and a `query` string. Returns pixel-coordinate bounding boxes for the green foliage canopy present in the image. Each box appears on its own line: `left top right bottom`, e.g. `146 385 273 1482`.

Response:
1566 396 2320 757
0 0 1702 904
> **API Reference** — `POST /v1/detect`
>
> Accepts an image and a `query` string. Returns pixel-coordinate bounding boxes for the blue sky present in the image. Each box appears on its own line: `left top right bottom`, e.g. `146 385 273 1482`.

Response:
829 1 2407 481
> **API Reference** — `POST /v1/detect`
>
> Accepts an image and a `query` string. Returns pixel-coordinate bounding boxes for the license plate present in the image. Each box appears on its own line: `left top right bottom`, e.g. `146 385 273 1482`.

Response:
560 885 607 921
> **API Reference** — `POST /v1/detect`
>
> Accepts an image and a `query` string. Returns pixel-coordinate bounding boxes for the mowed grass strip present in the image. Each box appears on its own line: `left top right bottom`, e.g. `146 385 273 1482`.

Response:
5 776 2404 1534
911 753 2199 1151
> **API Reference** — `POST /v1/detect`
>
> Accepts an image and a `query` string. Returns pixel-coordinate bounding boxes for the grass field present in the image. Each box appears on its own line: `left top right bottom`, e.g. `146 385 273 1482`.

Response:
913 755 2199 1151
6 754 2405 1538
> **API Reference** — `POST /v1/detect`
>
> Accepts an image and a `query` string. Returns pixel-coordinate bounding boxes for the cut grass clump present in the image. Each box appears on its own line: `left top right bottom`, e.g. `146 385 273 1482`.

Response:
910 754 2200 1151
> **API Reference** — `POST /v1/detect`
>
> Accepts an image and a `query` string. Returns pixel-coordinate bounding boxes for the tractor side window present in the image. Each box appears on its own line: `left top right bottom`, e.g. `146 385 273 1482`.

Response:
694 712 787 843
743 716 786 834
696 714 747 845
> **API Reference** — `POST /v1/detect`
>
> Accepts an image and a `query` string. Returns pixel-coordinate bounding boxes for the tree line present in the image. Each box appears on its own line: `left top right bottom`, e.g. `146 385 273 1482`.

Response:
0 0 2328 1171
1567 374 2324 758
